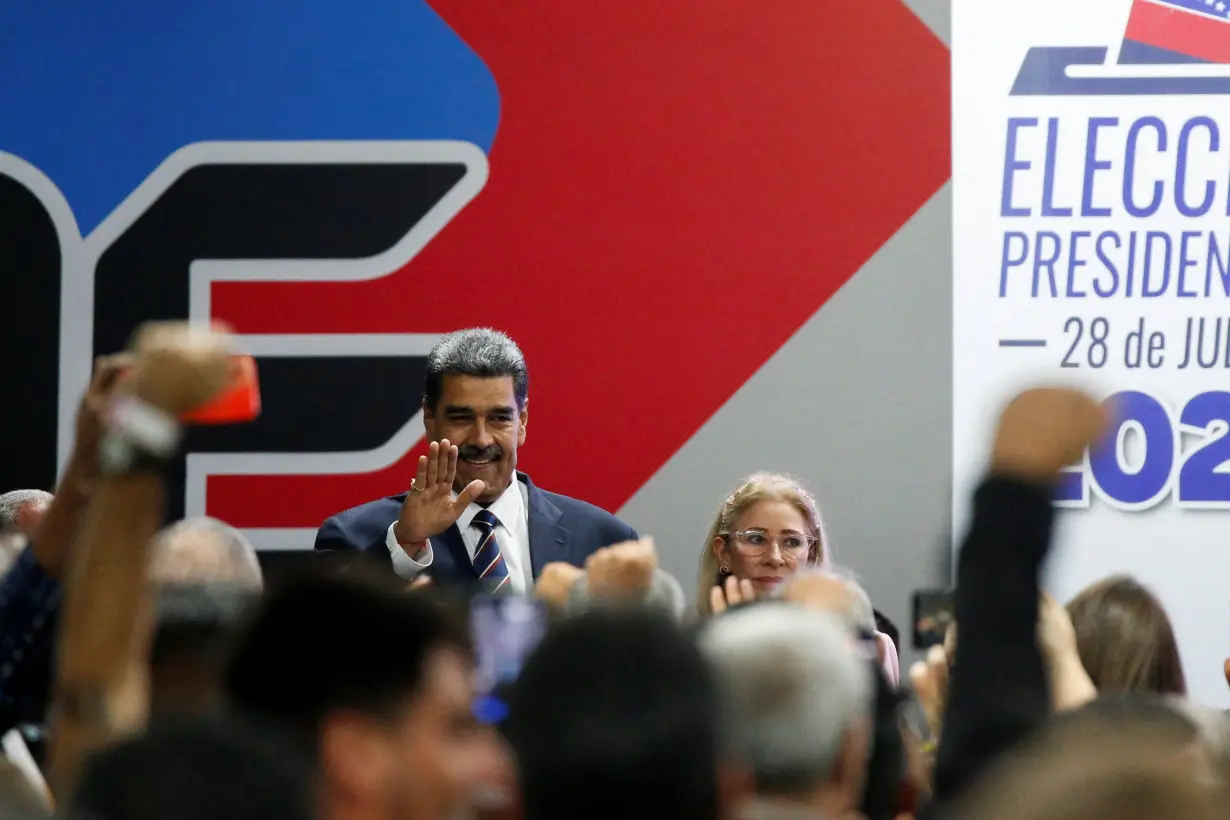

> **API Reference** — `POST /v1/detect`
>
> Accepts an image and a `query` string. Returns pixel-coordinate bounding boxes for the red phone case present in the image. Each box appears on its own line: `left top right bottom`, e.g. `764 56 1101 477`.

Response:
179 355 261 424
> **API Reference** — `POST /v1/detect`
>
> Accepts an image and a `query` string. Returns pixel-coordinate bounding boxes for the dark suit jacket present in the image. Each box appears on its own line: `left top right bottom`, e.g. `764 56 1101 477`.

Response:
313 472 638 586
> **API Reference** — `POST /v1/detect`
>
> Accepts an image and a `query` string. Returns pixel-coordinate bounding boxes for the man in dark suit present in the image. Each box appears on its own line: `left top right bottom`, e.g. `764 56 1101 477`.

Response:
314 328 638 593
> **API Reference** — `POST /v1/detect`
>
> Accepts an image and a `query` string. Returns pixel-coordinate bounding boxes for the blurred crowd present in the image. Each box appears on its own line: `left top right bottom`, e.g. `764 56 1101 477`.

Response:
0 322 1227 820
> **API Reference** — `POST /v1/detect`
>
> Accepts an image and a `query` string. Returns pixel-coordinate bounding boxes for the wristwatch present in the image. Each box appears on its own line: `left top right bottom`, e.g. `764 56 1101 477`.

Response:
98 433 174 477
98 395 182 476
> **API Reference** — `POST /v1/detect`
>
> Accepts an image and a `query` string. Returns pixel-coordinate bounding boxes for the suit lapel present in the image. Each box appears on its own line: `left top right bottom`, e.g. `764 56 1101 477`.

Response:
521 473 570 576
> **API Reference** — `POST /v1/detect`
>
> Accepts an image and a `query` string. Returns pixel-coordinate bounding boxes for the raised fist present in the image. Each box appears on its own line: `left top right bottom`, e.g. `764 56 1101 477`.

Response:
125 321 234 415
585 538 658 601
991 388 1110 482
535 562 584 609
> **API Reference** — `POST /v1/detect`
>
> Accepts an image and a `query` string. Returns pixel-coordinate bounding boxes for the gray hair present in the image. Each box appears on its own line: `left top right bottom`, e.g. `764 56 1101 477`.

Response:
700 603 873 795
565 569 688 621
148 517 262 589
819 566 876 636
423 328 529 411
0 490 53 535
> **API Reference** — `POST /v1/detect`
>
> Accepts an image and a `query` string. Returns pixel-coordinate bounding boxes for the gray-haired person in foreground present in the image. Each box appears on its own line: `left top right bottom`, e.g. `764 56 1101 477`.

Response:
565 547 687 621
0 490 53 573
146 516 262 717
530 537 688 621
566 567 687 619
700 603 874 820
147 516 263 589
0 490 52 537
783 568 900 688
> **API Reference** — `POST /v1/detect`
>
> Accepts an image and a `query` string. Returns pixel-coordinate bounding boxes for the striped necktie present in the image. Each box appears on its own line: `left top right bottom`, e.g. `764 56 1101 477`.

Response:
471 509 511 595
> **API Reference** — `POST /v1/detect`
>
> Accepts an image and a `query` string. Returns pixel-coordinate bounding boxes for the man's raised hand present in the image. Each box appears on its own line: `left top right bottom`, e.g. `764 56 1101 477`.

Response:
394 439 486 546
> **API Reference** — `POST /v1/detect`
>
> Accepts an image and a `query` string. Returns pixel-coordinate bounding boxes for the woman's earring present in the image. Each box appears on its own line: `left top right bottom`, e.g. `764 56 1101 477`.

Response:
720 564 730 575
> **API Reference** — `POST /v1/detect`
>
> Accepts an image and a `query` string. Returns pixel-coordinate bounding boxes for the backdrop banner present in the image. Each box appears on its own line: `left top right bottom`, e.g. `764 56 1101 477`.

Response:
954 0 1230 705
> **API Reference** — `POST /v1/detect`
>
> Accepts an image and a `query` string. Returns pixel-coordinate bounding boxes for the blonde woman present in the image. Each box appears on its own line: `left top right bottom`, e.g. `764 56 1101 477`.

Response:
696 473 903 687
696 472 829 617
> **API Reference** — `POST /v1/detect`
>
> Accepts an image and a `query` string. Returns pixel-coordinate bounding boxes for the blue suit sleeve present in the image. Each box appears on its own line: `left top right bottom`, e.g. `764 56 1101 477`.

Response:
314 514 353 552
314 508 396 571
0 547 62 734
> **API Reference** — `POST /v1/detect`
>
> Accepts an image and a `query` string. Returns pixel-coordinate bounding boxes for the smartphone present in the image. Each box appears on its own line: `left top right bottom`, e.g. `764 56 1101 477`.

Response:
911 588 955 650
470 595 547 725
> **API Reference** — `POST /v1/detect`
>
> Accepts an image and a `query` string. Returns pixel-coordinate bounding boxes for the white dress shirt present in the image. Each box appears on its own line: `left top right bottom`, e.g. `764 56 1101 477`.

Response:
386 478 534 594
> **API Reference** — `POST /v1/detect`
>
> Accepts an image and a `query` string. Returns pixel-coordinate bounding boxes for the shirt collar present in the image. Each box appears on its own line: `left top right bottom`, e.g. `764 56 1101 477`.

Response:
456 475 526 532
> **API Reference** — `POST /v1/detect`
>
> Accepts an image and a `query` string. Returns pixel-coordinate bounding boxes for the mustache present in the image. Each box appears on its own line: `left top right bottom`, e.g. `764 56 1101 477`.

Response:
458 445 502 462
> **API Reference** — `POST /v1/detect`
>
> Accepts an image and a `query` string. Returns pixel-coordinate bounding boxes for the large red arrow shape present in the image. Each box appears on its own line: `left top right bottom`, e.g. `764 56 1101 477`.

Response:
208 0 950 528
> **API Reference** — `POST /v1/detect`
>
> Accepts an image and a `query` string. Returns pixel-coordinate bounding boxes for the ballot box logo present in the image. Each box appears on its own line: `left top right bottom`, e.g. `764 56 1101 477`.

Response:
1013 0 1230 96
989 0 1230 510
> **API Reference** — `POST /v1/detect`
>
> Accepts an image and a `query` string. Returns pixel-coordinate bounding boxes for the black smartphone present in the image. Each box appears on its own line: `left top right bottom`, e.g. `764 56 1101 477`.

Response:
470 595 548 725
911 588 955 650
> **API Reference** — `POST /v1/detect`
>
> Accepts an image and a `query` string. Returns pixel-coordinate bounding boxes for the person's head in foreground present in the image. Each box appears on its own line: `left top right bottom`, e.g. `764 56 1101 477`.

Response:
0 489 52 537
699 602 874 820
1066 574 1186 697
147 516 264 589
0 489 52 571
783 568 900 689
149 583 258 718
698 473 828 616
146 517 263 718
68 717 313 820
224 570 484 820
951 694 1229 820
505 608 739 820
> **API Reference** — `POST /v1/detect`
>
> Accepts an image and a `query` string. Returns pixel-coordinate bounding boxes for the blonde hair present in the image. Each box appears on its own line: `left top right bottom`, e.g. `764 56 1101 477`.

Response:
696 473 828 617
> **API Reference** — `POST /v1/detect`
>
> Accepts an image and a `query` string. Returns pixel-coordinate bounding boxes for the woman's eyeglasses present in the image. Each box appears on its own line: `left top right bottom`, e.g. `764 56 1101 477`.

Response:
723 530 814 557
